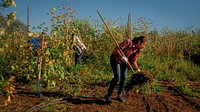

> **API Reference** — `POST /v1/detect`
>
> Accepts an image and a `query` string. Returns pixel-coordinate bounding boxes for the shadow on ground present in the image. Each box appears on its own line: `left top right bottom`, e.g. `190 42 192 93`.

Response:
16 91 109 105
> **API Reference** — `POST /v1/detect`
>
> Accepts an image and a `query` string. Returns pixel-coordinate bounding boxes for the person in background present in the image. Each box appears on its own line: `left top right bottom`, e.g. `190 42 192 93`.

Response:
105 36 147 103
71 33 87 65
28 32 41 51
27 32 42 65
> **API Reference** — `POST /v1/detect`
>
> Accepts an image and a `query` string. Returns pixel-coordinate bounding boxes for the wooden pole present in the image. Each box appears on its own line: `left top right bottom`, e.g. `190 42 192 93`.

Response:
127 13 132 38
97 10 135 74
27 6 30 36
37 33 45 97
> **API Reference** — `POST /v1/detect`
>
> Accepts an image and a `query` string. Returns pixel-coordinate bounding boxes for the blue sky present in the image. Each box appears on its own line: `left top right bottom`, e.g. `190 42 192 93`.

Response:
4 0 200 32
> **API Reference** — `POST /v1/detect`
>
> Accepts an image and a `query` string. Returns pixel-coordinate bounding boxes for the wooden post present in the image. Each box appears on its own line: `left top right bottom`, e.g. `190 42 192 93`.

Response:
127 13 132 38
27 6 30 36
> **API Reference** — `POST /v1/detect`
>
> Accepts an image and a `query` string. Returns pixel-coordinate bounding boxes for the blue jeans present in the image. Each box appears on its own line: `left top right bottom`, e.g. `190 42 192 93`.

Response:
107 56 128 97
75 50 86 65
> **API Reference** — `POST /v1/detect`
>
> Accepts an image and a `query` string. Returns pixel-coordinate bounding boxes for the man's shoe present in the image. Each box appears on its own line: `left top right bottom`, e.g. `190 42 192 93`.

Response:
116 96 124 102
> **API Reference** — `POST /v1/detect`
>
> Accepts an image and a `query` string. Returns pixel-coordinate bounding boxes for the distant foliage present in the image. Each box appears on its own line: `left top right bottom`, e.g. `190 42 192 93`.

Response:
0 0 17 26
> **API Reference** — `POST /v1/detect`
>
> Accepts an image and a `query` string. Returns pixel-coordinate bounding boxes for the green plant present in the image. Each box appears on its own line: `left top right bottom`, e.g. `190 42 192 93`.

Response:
175 83 196 97
0 0 17 26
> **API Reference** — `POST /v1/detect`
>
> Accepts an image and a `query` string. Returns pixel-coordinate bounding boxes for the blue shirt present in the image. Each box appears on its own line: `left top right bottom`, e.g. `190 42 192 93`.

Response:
28 37 41 50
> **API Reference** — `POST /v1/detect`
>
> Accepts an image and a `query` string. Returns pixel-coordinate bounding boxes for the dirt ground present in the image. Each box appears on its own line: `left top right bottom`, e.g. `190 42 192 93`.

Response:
0 80 200 112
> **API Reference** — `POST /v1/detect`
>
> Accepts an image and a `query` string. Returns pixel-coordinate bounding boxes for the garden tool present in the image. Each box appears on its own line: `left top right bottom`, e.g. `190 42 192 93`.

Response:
97 10 135 74
36 33 45 97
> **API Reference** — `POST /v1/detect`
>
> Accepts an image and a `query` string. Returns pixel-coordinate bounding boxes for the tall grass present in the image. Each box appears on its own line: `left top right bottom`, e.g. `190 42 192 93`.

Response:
139 27 200 83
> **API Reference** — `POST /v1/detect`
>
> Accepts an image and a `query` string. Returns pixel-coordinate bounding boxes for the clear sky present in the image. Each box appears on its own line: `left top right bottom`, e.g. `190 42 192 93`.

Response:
4 0 200 32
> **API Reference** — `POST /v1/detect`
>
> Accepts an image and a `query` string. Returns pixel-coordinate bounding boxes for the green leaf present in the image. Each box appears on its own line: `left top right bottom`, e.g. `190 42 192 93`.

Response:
51 81 56 87
51 8 56 12
60 72 64 79
11 65 15 70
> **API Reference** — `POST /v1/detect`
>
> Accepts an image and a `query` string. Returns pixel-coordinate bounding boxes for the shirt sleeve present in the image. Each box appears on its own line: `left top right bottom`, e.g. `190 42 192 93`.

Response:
129 51 141 64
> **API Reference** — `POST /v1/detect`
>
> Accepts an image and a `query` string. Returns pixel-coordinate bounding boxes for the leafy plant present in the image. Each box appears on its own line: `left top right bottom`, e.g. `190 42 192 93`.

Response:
1 76 15 106
175 83 196 97
0 0 17 26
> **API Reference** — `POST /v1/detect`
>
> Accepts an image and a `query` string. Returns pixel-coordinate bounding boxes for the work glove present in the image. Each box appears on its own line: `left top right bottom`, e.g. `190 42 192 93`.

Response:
120 56 128 63
136 69 141 73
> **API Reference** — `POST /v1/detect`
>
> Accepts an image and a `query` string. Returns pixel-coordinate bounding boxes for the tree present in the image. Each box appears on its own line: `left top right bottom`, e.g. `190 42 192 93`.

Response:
6 20 27 35
0 0 17 26
0 12 6 27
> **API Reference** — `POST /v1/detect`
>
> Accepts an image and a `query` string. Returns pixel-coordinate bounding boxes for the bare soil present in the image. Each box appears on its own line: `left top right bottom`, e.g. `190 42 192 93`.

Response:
0 80 200 112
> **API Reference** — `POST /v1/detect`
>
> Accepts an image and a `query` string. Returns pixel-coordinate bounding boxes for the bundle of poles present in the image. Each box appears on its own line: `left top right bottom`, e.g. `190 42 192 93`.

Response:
97 10 136 74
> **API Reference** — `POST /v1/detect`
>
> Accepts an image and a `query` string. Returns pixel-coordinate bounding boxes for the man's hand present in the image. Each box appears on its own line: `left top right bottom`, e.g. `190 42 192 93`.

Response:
121 56 128 63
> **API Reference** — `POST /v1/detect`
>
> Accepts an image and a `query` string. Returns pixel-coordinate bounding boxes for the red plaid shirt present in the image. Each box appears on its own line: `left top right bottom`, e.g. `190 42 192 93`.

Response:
111 39 141 65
